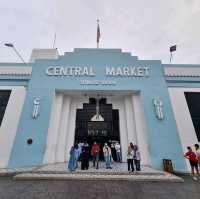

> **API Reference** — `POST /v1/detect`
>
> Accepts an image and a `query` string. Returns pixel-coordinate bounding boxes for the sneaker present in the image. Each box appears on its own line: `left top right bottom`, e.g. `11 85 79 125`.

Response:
193 176 198 181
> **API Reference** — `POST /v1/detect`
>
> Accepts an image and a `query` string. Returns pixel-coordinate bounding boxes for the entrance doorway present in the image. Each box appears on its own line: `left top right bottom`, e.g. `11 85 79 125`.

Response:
75 98 120 160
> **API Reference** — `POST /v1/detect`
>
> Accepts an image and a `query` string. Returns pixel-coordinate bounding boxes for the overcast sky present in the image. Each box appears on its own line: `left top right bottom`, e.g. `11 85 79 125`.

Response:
0 0 200 64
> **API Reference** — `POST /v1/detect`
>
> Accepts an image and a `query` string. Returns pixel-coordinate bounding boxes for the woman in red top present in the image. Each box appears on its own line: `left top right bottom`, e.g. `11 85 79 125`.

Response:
184 146 199 180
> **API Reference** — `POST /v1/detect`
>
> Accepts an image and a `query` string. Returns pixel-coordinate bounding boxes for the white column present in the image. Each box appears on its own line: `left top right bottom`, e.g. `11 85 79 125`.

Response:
43 93 63 164
132 93 151 166
117 98 129 162
55 96 71 162
65 97 77 161
0 87 26 168
124 96 137 144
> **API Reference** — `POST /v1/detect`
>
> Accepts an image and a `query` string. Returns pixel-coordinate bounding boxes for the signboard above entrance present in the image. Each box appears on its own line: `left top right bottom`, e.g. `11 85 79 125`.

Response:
46 66 150 77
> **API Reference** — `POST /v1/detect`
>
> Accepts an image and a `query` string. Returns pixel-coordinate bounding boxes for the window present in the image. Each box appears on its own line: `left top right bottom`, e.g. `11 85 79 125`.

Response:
0 90 11 126
184 92 200 141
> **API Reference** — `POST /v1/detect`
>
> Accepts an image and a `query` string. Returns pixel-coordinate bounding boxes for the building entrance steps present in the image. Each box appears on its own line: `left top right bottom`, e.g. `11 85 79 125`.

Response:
12 162 184 182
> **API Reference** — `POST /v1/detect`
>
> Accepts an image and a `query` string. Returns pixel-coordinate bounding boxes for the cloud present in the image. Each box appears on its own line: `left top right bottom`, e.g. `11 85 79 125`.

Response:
0 0 200 64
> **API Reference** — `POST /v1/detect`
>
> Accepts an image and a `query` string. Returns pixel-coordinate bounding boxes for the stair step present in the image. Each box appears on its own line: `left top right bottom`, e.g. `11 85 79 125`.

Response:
14 172 184 182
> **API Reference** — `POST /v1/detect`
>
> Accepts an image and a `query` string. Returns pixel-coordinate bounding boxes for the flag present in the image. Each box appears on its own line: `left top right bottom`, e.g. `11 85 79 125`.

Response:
97 23 101 43
170 45 176 52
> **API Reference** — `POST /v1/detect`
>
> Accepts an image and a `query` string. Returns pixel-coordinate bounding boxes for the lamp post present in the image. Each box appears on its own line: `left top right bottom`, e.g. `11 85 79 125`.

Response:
4 43 26 64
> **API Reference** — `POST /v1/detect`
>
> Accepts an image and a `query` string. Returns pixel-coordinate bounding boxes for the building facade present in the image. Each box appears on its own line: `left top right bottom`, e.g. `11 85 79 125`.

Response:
0 48 199 172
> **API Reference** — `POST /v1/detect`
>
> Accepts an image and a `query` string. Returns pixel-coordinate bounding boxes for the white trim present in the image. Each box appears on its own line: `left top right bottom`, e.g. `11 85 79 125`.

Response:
0 67 32 75
165 67 200 77
0 86 26 168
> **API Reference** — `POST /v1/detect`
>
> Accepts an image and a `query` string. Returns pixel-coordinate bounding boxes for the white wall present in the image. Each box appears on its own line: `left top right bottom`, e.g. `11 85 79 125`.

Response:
0 86 26 168
168 87 200 171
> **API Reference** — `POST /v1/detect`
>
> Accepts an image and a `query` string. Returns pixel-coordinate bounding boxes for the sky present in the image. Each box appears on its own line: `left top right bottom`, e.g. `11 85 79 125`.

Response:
0 0 200 64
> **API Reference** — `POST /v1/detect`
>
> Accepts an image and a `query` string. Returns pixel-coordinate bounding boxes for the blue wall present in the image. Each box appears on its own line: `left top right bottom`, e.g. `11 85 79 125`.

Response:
8 48 187 171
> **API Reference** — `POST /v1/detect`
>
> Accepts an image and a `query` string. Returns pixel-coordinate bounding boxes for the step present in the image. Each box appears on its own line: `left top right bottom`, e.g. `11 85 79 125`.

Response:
14 172 184 182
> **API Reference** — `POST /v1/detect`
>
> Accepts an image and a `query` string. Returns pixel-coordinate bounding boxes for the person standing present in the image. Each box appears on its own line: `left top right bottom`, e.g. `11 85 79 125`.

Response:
133 145 141 171
103 143 112 169
68 146 76 171
111 142 117 162
130 142 134 150
194 144 200 169
74 143 80 168
184 146 199 181
91 141 100 169
115 142 122 162
81 140 90 170
78 141 84 158
127 145 134 172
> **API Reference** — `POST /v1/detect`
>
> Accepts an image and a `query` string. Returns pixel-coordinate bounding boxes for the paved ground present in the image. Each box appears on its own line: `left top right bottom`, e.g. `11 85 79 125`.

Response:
0 175 200 199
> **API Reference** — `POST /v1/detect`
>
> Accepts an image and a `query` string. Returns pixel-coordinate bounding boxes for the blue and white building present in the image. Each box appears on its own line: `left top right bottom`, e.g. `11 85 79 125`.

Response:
0 48 199 172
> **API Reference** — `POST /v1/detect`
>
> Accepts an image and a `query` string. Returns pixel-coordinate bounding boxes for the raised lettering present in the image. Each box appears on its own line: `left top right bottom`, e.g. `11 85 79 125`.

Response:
123 67 130 76
106 67 115 76
74 67 82 76
82 67 89 75
130 67 137 76
116 67 123 76
89 67 95 76
137 67 144 76
46 67 54 76
60 67 68 75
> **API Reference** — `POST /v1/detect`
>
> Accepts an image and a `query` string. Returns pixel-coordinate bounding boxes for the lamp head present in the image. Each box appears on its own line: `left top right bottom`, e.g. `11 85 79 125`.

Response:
4 43 14 47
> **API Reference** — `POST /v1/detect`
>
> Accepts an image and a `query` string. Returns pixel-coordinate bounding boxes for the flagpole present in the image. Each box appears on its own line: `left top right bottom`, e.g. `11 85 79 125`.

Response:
53 33 56 48
97 19 100 48
170 52 173 63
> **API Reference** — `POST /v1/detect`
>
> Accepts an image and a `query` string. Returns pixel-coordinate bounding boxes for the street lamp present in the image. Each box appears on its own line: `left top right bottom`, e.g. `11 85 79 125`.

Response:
4 43 26 64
